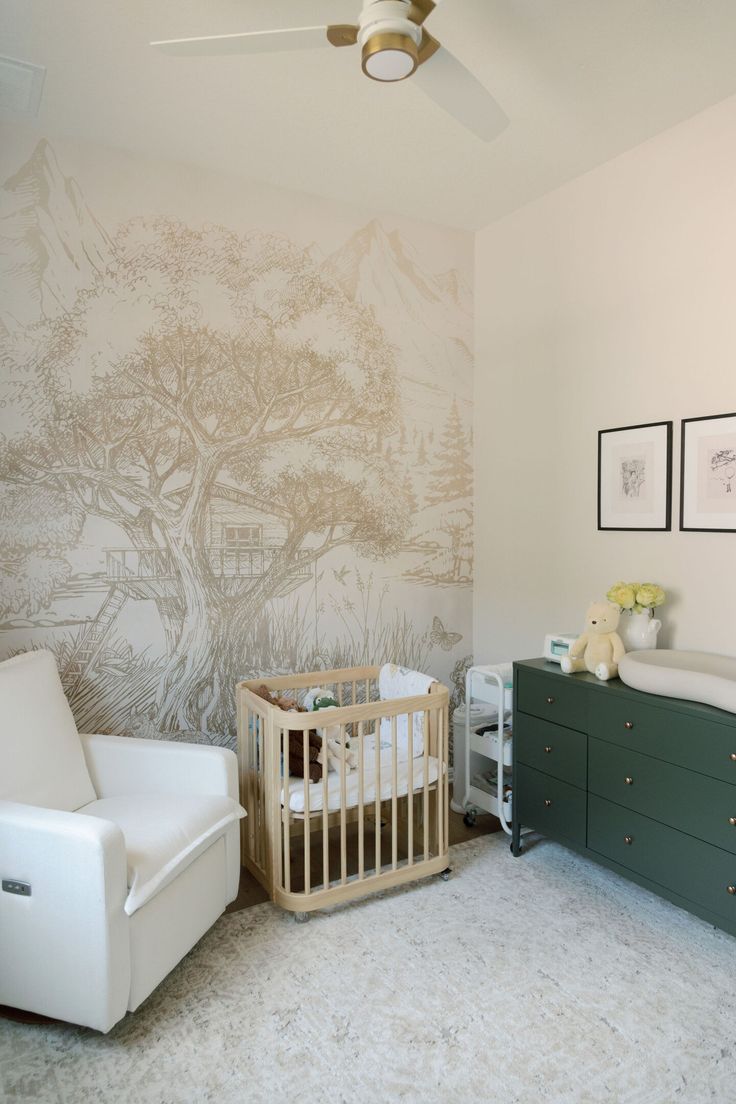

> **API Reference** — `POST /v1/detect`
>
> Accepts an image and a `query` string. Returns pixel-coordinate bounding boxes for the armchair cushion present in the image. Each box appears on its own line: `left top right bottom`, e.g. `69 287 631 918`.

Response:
0 649 96 812
79 793 245 915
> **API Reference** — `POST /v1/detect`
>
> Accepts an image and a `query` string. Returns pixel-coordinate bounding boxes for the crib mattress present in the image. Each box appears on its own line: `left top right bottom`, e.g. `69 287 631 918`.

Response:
282 755 441 815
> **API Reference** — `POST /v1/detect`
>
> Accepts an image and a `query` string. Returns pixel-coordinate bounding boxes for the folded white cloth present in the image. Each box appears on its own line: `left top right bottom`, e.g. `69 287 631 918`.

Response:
377 664 436 758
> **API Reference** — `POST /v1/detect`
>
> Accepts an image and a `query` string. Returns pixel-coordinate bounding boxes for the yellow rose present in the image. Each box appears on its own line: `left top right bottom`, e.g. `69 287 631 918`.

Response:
635 583 665 609
607 582 636 610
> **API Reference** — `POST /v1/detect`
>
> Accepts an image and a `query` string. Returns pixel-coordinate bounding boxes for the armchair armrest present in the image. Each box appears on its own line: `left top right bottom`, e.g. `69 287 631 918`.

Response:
0 800 130 1032
80 733 239 803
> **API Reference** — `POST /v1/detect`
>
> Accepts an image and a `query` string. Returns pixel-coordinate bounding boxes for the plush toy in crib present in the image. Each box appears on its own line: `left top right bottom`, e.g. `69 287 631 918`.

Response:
251 684 323 781
305 686 358 774
560 600 626 681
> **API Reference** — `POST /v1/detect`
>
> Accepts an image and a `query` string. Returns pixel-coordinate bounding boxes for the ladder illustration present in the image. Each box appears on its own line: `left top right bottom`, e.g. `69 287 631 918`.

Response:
59 585 129 693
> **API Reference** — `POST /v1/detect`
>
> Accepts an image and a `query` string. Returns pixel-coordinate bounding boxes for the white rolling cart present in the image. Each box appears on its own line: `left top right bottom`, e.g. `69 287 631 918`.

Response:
460 663 514 835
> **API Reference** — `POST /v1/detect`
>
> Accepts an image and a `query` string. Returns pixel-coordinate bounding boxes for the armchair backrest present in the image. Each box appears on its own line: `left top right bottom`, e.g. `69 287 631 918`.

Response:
0 649 97 810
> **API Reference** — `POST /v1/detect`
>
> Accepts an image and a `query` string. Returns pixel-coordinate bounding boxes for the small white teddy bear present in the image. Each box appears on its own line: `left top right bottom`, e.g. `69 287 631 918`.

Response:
560 600 626 681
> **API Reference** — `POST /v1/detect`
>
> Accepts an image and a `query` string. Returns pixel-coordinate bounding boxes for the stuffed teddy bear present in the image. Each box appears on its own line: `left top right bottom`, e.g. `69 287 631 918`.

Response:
250 684 323 781
560 600 626 681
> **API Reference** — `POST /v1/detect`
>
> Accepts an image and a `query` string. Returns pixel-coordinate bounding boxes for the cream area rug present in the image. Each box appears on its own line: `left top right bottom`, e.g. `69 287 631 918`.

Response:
2 833 735 1104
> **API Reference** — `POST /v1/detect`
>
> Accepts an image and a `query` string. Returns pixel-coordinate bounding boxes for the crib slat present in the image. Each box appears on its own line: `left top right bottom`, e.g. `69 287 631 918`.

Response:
375 709 381 874
442 705 449 857
275 727 285 891
322 730 329 890
255 712 263 872
436 706 443 856
339 723 348 884
352 681 357 706
423 707 430 862
283 723 291 894
303 733 311 896
407 708 414 866
358 720 365 880
391 714 398 870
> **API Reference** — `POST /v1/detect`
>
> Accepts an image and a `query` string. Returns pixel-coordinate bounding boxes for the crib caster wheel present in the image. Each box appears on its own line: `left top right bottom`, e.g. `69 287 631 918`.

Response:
463 813 476 828
510 842 523 855
439 868 451 882
294 911 310 924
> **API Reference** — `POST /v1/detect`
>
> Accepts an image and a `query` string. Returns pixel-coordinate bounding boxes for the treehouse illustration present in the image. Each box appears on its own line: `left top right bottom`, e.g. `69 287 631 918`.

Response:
59 486 312 693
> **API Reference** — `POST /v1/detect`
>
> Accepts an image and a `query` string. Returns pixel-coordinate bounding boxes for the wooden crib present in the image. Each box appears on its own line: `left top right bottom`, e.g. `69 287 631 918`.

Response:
237 665 450 917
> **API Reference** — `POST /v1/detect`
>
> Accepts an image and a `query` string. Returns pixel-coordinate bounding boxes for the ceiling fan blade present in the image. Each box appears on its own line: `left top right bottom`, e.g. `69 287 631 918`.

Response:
412 46 508 142
150 26 331 57
417 29 441 66
408 1 438 26
326 24 359 47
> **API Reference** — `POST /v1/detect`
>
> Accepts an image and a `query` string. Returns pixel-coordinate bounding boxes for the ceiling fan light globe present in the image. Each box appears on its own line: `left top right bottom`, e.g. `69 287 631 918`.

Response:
361 32 417 81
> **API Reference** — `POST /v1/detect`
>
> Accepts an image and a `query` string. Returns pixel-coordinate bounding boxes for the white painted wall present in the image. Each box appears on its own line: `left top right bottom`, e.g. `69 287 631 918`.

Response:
474 94 736 664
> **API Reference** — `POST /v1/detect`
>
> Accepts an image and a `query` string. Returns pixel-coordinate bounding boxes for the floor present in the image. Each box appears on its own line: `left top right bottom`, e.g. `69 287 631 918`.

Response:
226 782 500 911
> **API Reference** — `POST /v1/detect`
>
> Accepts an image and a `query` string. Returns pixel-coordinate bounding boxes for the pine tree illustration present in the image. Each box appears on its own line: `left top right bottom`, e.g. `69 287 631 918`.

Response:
416 434 427 467
425 400 473 505
403 468 418 516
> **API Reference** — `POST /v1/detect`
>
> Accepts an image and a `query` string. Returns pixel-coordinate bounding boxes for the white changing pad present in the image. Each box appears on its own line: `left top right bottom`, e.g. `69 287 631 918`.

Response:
282 755 441 815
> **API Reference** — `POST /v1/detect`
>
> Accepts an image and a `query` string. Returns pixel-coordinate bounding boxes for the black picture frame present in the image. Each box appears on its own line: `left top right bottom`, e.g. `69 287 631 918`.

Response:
598 420 673 531
680 411 736 532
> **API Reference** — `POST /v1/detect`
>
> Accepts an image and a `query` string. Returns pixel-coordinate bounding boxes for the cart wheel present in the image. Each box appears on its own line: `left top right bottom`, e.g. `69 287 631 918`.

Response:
294 911 310 924
439 868 451 882
463 813 476 828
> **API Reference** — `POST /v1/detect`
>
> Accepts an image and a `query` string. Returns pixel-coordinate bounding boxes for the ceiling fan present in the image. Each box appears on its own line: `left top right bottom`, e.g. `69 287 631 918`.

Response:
150 0 508 142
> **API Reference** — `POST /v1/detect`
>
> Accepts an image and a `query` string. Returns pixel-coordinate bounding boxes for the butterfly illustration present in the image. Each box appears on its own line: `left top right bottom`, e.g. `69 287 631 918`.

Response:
332 566 351 586
430 616 462 651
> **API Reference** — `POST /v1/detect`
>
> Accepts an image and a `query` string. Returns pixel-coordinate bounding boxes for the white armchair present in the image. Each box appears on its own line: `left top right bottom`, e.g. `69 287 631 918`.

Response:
0 650 245 1032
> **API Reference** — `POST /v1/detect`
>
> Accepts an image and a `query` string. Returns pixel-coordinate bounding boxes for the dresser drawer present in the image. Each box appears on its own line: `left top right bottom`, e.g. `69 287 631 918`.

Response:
593 694 736 784
514 714 587 788
516 668 588 733
516 764 586 846
588 795 736 921
589 738 736 855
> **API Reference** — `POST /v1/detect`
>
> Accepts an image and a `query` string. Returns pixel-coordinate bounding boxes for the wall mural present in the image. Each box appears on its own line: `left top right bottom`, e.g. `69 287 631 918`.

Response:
0 138 473 749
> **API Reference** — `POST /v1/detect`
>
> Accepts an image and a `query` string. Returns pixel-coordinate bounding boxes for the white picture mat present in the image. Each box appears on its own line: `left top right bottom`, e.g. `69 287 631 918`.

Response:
599 423 670 529
682 414 736 530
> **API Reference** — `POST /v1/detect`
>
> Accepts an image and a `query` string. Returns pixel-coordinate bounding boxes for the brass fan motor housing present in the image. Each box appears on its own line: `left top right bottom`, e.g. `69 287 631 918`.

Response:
361 32 419 81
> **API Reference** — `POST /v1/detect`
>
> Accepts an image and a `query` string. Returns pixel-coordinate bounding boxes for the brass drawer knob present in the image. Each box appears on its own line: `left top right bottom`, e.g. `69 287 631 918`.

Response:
546 696 555 705
624 776 634 786
728 885 736 896
543 799 552 808
731 754 736 762
624 721 635 731
624 835 633 845
730 817 736 827
544 745 553 754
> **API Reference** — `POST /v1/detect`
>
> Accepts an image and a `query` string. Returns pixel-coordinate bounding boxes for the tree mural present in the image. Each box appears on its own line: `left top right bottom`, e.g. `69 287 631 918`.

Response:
2 218 407 738
0 140 474 749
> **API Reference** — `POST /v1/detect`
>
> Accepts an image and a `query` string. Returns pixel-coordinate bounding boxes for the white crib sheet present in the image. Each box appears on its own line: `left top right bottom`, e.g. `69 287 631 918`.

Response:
282 755 441 815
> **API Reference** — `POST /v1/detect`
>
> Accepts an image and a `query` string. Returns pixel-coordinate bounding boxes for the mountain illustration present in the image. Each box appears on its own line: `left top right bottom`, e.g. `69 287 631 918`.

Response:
323 219 472 433
0 139 114 335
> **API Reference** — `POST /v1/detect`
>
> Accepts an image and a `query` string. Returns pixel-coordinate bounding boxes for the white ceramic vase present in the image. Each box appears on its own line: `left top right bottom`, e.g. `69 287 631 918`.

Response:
620 608 661 652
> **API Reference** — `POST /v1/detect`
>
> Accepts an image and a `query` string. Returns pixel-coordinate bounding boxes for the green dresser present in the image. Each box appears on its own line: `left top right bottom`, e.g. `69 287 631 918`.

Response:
512 658 736 937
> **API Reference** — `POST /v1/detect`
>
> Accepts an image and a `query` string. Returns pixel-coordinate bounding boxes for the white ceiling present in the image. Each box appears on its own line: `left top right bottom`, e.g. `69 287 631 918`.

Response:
4 0 736 230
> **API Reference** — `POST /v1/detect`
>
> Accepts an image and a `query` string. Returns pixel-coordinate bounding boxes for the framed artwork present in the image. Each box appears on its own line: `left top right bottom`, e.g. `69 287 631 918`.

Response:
598 421 673 531
680 411 736 532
